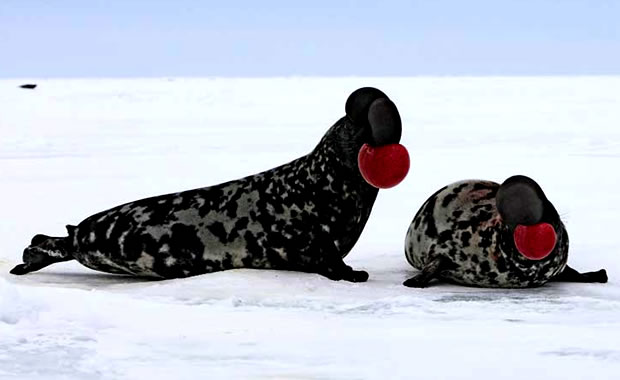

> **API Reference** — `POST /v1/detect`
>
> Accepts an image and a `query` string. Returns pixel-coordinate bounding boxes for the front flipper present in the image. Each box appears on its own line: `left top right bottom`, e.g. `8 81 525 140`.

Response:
291 238 369 283
319 262 369 282
313 253 369 283
403 256 444 288
551 265 608 283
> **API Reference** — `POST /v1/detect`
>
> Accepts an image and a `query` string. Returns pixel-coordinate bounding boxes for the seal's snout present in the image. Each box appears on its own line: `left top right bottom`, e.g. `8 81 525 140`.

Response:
513 222 557 260
358 143 410 189
357 96 410 188
496 175 558 260
345 87 410 189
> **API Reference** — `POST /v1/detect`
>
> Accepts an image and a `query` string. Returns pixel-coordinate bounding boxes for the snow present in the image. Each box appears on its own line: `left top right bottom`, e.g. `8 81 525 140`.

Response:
1 77 620 379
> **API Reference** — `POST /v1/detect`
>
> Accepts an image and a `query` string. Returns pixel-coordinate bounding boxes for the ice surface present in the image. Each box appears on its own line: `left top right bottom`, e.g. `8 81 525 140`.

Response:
1 77 619 379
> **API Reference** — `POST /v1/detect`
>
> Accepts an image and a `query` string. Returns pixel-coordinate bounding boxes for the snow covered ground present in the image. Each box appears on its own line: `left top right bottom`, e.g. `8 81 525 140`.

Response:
1 77 619 379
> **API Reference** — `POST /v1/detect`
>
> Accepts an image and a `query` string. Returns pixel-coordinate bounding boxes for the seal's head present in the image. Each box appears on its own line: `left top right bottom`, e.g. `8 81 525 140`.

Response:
497 175 559 260
344 87 410 189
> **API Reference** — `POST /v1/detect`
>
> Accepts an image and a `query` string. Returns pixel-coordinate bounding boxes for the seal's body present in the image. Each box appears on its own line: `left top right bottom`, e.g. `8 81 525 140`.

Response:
12 88 409 282
404 177 607 288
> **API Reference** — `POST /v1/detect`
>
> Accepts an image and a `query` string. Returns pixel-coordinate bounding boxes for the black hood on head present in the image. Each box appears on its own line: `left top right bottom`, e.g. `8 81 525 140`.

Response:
496 175 559 226
345 87 402 146
311 87 403 173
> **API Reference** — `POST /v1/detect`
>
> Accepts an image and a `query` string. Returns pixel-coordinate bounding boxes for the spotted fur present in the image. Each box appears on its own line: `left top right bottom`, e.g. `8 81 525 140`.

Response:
11 88 403 282
405 180 570 288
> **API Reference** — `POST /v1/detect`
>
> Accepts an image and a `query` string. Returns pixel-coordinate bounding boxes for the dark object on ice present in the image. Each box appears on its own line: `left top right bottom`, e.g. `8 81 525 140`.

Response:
403 175 608 288
11 87 410 282
19 84 37 89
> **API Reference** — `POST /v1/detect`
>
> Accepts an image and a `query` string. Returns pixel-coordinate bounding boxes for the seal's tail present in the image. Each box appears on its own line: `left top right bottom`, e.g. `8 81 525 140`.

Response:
10 230 75 275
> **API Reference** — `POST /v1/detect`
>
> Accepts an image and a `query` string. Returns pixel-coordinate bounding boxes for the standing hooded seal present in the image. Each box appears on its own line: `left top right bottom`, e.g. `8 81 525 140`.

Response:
11 87 410 282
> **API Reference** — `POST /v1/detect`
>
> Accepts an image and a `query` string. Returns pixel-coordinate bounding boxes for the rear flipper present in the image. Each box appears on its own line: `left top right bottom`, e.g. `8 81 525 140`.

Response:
10 234 74 275
551 265 608 283
403 256 444 288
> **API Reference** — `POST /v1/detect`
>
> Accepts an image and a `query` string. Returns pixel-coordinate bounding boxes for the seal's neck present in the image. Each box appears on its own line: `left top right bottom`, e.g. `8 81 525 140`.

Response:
306 117 371 183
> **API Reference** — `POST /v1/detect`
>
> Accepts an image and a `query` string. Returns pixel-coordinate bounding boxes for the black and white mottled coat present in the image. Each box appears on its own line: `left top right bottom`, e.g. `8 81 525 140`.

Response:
11 87 403 282
404 178 608 288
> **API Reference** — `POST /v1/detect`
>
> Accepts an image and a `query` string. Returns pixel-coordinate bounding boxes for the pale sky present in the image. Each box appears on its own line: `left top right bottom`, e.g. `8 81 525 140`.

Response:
1 0 619 77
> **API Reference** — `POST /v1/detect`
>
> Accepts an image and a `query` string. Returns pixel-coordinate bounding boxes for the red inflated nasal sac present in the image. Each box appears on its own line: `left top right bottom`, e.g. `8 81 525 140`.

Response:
357 143 410 189
513 222 557 260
